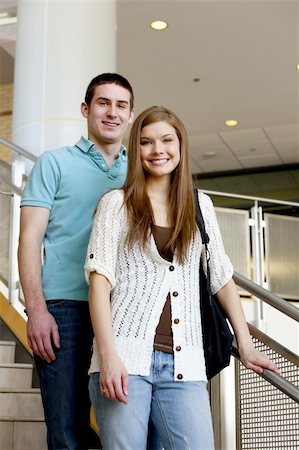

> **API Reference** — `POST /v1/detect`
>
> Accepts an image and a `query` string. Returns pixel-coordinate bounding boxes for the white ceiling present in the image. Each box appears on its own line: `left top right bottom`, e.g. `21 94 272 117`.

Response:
1 0 299 177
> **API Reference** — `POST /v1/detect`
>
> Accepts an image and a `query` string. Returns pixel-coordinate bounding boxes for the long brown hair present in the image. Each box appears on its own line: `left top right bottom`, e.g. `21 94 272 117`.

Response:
123 106 196 263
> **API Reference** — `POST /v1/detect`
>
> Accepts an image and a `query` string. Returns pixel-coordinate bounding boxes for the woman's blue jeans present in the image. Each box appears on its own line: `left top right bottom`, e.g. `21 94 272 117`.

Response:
34 300 101 450
89 350 215 450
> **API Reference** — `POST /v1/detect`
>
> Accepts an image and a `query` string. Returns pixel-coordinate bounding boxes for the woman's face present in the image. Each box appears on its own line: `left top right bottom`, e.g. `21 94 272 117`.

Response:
140 121 180 179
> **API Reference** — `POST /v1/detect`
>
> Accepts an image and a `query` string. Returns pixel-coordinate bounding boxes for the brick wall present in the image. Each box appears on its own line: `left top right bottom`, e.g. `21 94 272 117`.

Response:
0 83 13 163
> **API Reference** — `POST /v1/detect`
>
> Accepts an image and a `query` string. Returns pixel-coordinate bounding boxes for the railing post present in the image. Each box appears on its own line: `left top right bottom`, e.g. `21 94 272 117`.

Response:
250 201 266 331
8 159 25 315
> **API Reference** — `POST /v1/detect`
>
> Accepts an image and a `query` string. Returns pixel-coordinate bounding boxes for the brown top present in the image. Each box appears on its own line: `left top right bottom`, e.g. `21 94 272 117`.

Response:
152 225 174 353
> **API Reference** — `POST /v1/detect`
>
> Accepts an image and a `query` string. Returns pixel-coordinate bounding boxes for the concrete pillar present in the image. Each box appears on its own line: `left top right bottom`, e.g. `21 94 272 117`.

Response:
12 0 117 157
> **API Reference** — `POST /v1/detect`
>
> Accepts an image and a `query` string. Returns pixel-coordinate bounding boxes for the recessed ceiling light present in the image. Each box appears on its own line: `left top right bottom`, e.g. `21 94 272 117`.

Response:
297 64 299 71
203 151 216 157
225 119 239 127
150 20 168 31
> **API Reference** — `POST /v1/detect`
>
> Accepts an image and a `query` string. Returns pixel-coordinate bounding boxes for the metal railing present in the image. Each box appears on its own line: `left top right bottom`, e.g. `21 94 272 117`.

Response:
233 272 299 323
0 136 36 162
232 272 299 449
0 174 23 197
198 188 299 208
0 137 35 315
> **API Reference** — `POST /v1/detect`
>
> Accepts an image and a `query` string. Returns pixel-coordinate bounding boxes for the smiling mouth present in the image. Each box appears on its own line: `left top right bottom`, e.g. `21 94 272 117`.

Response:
149 158 169 165
102 121 119 127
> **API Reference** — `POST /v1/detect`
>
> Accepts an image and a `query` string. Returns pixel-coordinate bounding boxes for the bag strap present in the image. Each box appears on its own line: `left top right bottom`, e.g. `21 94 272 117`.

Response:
193 189 212 297
193 189 209 245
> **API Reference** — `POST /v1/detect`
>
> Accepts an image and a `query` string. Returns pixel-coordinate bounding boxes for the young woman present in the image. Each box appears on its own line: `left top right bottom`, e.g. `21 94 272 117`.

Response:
85 106 278 450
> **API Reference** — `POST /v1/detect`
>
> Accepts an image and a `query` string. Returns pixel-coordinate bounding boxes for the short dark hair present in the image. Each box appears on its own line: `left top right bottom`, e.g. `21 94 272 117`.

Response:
84 73 134 109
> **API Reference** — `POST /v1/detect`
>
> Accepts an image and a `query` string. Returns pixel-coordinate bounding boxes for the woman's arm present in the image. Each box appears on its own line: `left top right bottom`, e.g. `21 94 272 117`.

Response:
89 272 128 403
215 278 279 374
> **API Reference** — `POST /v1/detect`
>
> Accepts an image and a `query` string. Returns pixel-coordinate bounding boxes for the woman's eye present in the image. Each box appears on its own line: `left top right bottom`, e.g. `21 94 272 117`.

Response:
140 140 150 145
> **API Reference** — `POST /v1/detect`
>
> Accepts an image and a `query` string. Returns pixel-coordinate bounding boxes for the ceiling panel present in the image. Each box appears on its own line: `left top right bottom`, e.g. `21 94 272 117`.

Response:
264 124 298 139
220 128 267 146
189 141 233 158
270 136 299 156
238 153 283 168
279 152 299 164
227 139 282 158
189 156 203 174
197 155 242 173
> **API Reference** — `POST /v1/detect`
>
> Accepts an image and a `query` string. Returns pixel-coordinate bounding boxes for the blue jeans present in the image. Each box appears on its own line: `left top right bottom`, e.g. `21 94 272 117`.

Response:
34 300 101 450
89 350 214 450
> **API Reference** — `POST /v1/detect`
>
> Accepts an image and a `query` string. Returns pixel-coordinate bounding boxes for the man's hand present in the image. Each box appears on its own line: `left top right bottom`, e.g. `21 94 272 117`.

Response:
27 310 60 363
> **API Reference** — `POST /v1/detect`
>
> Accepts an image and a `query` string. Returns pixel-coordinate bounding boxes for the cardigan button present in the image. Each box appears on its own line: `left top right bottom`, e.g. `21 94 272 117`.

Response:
169 265 175 271
89 254 94 259
172 291 178 297
174 318 180 325
176 346 181 352
177 373 183 380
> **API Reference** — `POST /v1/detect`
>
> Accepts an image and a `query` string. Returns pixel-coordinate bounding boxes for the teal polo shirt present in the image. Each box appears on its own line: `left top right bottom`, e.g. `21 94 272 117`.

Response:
21 136 127 301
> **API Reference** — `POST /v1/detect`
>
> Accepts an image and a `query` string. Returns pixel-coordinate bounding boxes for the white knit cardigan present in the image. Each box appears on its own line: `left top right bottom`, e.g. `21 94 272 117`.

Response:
85 189 233 382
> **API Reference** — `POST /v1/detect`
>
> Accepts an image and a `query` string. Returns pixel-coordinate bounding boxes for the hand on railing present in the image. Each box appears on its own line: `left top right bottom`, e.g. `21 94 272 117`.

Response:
238 342 279 375
232 333 299 404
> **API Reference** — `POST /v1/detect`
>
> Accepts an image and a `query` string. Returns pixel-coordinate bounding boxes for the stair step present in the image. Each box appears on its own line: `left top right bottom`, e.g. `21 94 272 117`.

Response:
0 388 44 417
0 341 16 364
0 363 33 389
0 416 47 450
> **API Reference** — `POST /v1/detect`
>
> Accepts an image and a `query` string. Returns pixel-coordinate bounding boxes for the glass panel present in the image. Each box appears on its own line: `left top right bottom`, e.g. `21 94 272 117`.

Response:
265 213 299 299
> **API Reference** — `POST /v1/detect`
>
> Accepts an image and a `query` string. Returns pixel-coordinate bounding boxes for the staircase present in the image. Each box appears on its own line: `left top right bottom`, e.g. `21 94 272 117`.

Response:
0 340 47 450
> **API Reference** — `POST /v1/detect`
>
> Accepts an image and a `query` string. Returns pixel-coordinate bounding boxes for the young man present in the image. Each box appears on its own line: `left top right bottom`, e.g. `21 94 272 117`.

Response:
18 73 134 450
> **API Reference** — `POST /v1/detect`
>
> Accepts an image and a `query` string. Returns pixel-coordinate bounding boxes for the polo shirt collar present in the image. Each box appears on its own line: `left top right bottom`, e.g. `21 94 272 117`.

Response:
75 136 127 156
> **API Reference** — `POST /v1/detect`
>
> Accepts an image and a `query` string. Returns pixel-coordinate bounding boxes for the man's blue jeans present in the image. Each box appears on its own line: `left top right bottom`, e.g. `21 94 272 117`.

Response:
89 350 215 450
34 300 101 450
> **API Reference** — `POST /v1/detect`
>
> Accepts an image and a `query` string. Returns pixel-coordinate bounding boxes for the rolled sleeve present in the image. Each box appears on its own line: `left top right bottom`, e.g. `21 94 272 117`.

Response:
84 190 124 288
198 192 234 294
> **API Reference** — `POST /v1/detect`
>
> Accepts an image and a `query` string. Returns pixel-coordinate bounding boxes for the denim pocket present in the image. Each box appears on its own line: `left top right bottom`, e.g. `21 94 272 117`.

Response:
46 300 68 309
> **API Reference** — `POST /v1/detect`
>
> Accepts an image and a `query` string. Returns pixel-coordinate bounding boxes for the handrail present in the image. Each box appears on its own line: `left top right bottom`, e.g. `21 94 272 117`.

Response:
0 136 37 162
247 323 298 366
232 323 299 404
0 158 11 171
233 271 299 322
198 188 299 207
0 174 23 197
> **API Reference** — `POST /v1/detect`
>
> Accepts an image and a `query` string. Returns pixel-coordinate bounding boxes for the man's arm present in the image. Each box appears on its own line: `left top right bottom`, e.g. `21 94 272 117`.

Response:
18 206 60 362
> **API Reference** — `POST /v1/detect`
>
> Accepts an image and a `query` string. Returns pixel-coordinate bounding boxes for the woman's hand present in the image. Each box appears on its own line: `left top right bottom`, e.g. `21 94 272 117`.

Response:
215 280 279 376
89 273 128 403
100 352 129 404
238 342 279 375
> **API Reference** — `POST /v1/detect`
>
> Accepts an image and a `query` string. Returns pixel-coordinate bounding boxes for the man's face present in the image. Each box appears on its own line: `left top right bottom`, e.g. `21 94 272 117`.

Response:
81 83 134 148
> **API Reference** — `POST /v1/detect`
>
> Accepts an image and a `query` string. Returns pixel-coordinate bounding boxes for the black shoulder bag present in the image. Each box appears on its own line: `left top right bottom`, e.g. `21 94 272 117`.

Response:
194 190 233 379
